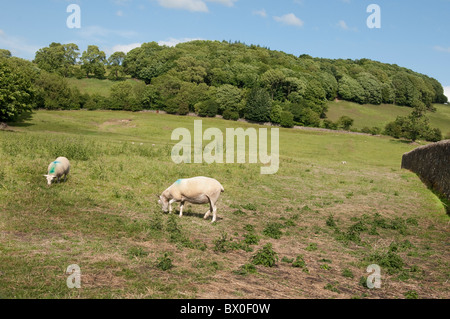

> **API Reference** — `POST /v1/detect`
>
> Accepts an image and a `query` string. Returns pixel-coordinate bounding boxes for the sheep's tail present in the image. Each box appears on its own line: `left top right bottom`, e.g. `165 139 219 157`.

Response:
220 184 225 193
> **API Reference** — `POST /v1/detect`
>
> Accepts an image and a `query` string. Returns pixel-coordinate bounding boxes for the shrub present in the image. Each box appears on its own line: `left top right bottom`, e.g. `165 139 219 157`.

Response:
337 116 354 130
292 255 308 272
281 256 294 263
222 109 239 121
263 223 284 239
242 203 257 211
342 268 354 278
243 232 260 245
156 252 174 271
198 99 219 117
280 111 295 128
323 119 337 130
251 243 278 267
404 290 419 299
233 263 258 276
127 247 148 259
305 243 318 252
326 215 337 228
213 232 231 253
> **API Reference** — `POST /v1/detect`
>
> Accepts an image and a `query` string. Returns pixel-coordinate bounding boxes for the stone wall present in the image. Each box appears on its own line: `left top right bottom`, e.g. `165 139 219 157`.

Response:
401 140 450 213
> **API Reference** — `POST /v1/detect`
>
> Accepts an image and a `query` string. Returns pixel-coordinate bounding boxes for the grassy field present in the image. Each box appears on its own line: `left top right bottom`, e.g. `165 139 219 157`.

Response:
0 110 448 299
327 100 450 137
67 78 143 97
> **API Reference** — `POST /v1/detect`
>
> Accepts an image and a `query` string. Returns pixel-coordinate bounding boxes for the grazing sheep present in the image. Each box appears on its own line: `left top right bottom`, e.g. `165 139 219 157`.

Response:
44 157 70 186
158 176 225 223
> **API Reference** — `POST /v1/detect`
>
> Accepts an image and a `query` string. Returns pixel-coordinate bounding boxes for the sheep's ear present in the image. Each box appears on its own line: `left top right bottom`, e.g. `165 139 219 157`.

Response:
156 194 160 199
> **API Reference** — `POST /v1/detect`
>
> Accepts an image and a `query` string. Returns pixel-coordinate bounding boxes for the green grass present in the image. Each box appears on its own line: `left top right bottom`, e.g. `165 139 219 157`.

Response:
326 100 450 136
0 110 449 299
67 78 144 97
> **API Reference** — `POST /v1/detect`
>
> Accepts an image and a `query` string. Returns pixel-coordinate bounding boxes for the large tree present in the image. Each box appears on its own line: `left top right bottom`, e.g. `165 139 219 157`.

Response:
0 49 12 58
34 43 80 77
107 51 126 81
244 87 271 122
0 58 35 121
81 45 106 79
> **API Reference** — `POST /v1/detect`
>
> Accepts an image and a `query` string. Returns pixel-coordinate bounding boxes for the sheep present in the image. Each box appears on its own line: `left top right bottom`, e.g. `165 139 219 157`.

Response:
158 176 225 223
44 157 70 186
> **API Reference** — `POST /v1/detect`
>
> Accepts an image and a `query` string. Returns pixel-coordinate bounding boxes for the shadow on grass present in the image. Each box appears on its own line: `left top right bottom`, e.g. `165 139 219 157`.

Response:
172 209 223 222
389 138 417 145
5 111 35 128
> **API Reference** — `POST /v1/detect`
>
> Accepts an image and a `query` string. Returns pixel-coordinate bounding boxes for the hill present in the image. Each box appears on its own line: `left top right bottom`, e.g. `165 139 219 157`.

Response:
326 100 450 137
2 40 448 142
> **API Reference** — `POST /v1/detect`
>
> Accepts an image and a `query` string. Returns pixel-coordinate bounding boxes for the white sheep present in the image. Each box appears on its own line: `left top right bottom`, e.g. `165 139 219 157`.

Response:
44 157 70 186
158 176 225 223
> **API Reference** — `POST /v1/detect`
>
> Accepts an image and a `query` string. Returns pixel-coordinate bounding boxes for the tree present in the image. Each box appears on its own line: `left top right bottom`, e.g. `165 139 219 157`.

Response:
244 87 271 122
33 71 77 110
0 58 36 121
215 84 243 115
261 69 286 100
270 104 283 124
280 111 294 128
338 75 365 104
173 56 208 83
34 43 80 77
337 116 354 131
109 81 136 110
197 99 219 117
107 51 126 81
81 45 106 79
384 104 441 142
356 72 382 105
0 49 11 58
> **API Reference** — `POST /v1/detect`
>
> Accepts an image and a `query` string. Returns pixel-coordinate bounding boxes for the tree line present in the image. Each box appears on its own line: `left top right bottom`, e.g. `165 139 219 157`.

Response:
0 41 448 142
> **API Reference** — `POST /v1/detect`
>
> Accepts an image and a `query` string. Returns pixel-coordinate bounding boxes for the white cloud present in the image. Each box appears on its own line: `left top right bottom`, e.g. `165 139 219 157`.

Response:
0 30 39 59
206 0 237 7
337 20 357 31
156 0 209 12
155 0 237 12
253 9 267 18
444 86 450 101
116 10 124 16
434 45 450 53
274 13 304 27
77 26 138 43
110 43 142 54
158 37 205 47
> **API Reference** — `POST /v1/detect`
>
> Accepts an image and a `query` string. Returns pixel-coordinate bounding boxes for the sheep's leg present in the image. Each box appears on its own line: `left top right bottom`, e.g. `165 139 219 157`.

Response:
204 209 211 220
64 174 68 182
179 201 185 218
211 205 217 223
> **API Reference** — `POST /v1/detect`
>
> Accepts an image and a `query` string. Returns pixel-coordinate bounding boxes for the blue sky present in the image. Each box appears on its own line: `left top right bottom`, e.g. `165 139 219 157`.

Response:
1 0 449 98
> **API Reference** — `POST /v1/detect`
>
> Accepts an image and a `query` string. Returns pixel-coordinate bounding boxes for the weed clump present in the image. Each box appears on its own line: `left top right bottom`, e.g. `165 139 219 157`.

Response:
156 252 174 271
251 243 278 267
292 255 309 272
263 222 284 239
233 263 258 276
127 247 148 259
